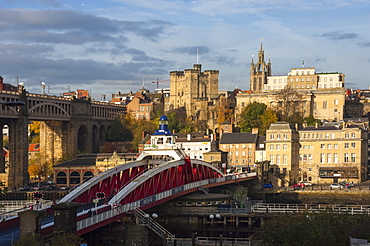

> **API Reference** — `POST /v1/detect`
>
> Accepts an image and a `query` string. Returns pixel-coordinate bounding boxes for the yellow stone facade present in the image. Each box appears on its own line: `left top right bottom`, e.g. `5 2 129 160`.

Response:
298 125 368 184
235 88 345 122
265 122 368 186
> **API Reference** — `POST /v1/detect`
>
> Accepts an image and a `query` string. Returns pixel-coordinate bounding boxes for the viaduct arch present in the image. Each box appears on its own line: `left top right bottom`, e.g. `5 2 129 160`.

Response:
0 88 126 189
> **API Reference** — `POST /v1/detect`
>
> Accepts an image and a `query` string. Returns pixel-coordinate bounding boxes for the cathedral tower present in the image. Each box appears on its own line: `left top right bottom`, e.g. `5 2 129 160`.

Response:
250 43 271 92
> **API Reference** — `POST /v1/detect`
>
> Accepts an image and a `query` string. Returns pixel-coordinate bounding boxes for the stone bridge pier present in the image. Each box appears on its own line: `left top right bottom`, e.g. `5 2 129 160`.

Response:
39 119 110 165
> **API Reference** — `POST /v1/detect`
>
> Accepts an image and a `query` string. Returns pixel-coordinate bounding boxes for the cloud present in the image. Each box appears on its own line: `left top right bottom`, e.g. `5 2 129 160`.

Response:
166 46 210 55
0 9 174 44
320 31 358 40
358 42 370 47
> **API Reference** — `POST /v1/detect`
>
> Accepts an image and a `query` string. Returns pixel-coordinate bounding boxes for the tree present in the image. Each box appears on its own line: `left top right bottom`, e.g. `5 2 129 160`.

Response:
28 121 40 144
254 212 370 246
217 97 234 126
106 118 132 142
238 102 267 133
260 108 278 135
275 87 305 125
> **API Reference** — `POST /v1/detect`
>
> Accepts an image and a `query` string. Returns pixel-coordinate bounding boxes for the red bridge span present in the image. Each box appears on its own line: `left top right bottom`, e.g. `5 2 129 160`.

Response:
52 157 256 236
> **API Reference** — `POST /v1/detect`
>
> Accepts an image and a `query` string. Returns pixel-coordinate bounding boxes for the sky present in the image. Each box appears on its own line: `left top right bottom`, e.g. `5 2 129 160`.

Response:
0 0 369 101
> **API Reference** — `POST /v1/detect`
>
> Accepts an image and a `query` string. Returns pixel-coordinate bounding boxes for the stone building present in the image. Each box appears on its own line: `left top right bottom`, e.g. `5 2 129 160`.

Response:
219 129 260 173
237 44 346 122
265 122 368 186
250 43 272 93
265 122 300 187
298 124 368 185
167 64 221 131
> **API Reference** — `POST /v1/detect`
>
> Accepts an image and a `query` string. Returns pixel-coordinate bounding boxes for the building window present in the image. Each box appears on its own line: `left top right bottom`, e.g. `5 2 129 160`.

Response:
344 143 349 149
283 144 287 150
277 134 281 140
321 144 325 149
283 154 287 164
320 153 325 163
269 155 274 164
351 143 356 148
270 135 274 140
327 153 332 163
283 134 288 140
344 153 349 163
351 133 356 138
270 145 274 150
345 133 349 138
327 144 332 149
276 144 280 150
334 144 338 149
334 99 338 105
351 153 356 162
276 155 280 165
334 153 338 163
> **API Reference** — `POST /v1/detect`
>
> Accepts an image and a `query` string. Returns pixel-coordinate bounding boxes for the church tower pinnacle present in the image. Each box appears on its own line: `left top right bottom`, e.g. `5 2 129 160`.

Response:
249 42 271 93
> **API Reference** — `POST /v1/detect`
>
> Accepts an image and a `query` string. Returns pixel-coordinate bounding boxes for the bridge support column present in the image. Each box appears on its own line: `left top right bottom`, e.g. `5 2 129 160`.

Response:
8 117 29 189
125 223 149 245
18 210 44 236
40 121 73 165
52 202 80 234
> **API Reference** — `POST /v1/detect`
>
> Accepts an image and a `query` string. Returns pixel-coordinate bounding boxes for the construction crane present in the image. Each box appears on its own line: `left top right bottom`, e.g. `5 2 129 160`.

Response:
152 79 170 89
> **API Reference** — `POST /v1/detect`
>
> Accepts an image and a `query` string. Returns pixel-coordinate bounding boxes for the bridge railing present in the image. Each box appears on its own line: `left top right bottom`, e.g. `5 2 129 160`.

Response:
251 203 370 215
77 173 257 232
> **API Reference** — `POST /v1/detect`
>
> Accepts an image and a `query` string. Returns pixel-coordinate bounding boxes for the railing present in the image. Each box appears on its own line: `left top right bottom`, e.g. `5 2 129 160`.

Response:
0 200 53 220
251 203 370 215
167 237 251 246
134 208 174 238
76 173 256 232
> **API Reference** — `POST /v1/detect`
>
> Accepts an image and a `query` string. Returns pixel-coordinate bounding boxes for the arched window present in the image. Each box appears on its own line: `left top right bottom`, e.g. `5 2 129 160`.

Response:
56 171 67 184
83 171 94 181
70 171 80 184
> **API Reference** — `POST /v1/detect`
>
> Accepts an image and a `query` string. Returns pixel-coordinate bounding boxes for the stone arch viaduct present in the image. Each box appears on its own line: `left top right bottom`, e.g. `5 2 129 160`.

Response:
0 88 126 190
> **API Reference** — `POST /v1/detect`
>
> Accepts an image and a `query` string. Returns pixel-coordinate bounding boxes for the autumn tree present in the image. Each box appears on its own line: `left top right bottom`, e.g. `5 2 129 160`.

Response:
217 97 234 126
28 121 40 144
260 108 278 135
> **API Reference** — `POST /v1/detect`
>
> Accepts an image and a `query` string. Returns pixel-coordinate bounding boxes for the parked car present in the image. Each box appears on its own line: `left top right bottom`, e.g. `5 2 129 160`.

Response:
330 183 343 188
46 180 54 185
300 181 314 186
292 183 305 188
60 185 69 190
339 181 354 188
19 186 31 191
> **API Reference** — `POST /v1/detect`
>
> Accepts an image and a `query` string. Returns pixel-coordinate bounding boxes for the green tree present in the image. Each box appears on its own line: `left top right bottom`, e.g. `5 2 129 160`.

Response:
238 102 267 133
50 233 84 246
106 118 133 142
304 115 321 126
254 212 370 246
14 233 40 246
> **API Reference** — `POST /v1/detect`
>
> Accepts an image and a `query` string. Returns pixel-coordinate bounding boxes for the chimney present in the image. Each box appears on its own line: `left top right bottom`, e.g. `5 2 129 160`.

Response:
252 127 259 134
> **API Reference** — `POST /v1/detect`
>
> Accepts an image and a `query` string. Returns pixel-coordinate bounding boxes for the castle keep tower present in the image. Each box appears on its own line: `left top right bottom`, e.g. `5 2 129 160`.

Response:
169 64 219 126
250 43 271 92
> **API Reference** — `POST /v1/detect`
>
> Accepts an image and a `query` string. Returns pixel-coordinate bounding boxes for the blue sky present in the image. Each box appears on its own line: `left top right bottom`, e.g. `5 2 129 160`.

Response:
0 0 369 100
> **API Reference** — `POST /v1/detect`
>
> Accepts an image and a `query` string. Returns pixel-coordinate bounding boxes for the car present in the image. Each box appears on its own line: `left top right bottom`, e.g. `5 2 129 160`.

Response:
330 183 343 188
300 181 314 186
46 180 54 185
19 186 31 191
60 185 69 190
292 183 305 188
46 185 56 190
339 181 354 188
